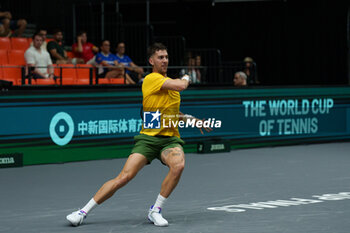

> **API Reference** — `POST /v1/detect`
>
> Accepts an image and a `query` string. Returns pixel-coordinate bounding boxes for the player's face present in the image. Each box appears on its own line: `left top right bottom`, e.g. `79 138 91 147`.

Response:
149 50 168 75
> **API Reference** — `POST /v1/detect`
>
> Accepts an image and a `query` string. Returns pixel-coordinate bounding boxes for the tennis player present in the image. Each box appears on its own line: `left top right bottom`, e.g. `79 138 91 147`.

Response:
66 42 211 227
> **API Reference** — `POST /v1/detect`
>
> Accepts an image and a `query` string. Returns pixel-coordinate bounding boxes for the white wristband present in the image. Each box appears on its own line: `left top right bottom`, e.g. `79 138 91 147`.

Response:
183 114 194 121
181 75 190 82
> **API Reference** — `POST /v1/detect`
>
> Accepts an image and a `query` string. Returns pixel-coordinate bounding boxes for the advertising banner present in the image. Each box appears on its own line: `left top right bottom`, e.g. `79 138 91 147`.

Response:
1 87 349 166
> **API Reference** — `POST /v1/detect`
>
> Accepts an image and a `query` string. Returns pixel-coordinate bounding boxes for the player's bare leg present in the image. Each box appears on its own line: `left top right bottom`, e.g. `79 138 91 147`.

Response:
94 153 148 204
160 147 185 197
66 153 148 226
148 147 185 226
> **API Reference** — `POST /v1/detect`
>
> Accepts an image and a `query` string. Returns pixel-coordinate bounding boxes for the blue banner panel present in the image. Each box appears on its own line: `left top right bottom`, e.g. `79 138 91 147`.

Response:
0 87 350 165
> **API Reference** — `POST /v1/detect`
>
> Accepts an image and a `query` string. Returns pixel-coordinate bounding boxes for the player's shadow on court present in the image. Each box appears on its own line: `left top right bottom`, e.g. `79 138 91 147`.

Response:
72 211 223 229
88 218 149 226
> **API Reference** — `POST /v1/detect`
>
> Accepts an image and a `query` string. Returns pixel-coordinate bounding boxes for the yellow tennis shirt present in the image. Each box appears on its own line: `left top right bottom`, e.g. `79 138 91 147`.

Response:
140 72 181 138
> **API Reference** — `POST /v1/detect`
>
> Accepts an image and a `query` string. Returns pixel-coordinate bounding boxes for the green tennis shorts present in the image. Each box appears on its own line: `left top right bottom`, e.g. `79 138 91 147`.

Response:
131 134 185 164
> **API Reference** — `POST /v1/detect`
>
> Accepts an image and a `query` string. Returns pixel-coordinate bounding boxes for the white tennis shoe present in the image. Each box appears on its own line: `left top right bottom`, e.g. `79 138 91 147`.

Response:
66 210 86 226
148 205 168 227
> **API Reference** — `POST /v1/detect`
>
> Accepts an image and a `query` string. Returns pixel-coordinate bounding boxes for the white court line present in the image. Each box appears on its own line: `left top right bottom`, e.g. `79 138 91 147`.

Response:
207 192 350 213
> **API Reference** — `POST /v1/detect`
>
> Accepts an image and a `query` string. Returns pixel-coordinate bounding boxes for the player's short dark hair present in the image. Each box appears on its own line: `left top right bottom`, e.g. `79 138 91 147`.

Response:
147 43 167 59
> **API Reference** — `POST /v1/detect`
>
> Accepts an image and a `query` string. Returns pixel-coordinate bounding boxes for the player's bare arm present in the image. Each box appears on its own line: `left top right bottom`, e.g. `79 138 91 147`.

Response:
161 78 189 91
178 112 213 134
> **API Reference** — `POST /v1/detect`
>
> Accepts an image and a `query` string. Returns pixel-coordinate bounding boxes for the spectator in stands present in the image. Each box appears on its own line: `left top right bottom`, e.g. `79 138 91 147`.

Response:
233 71 247 87
24 32 56 80
194 54 203 83
72 31 98 64
30 29 48 51
243 57 258 85
180 56 200 83
115 42 144 83
47 29 84 64
96 39 135 84
0 10 27 37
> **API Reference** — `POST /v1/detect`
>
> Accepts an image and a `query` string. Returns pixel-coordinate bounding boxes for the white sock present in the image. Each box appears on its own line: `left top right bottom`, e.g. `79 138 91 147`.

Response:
81 198 98 215
153 194 167 209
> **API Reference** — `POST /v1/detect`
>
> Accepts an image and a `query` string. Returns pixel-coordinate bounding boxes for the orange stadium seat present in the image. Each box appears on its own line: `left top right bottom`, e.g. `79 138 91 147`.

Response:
1 64 23 85
8 50 26 65
31 64 58 85
110 78 125 84
98 77 110 84
33 78 56 85
0 50 9 64
59 64 77 85
0 37 11 50
52 64 60 77
11 38 30 51
46 38 54 43
0 76 18 86
48 64 62 85
76 64 95 85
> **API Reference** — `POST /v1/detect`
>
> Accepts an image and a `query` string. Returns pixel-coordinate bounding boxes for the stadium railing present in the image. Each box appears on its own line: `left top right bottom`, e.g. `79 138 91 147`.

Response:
0 64 251 86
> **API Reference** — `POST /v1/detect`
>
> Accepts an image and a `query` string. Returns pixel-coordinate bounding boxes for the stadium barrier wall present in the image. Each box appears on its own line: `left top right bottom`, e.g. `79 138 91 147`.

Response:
1 86 350 166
